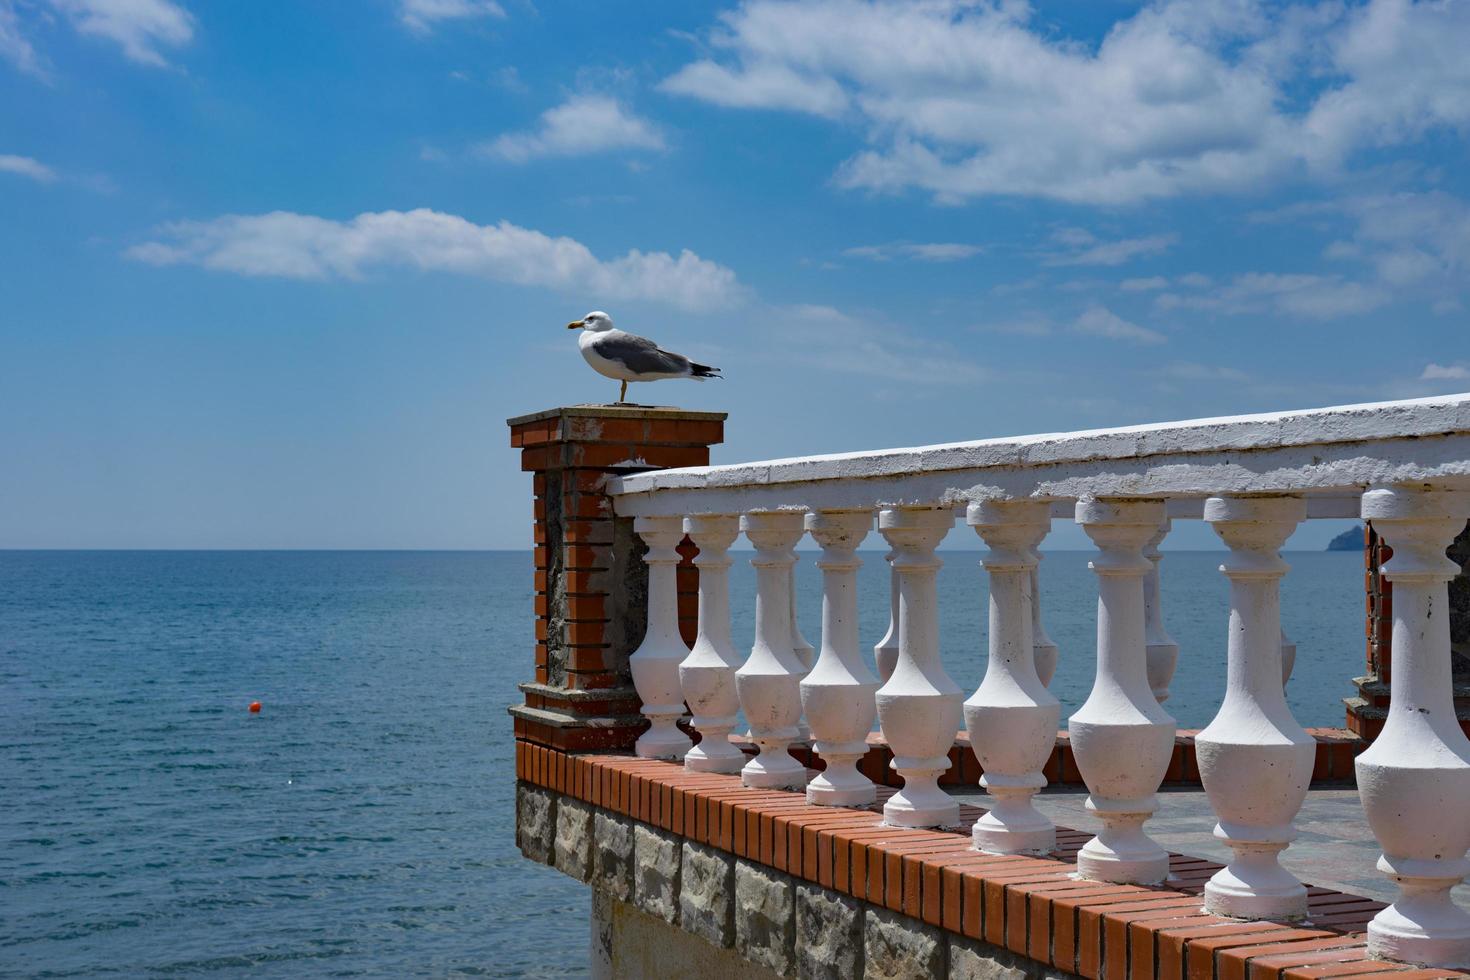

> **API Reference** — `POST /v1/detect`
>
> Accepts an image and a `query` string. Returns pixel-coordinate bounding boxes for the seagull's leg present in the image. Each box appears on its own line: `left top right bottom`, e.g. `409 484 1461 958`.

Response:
618 380 627 404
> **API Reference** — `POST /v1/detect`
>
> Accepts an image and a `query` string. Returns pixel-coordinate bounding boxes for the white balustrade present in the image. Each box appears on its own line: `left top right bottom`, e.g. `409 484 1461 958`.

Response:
628 515 694 760
605 394 1470 967
876 507 962 828
965 500 1059 855
874 551 900 683
1197 495 1314 920
800 509 879 806
735 511 809 790
1143 517 1180 703
1070 498 1176 884
679 514 746 774
1356 487 1470 969
1031 565 1060 688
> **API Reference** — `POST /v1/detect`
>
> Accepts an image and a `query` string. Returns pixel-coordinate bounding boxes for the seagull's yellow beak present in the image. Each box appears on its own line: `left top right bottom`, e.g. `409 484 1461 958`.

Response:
567 320 584 329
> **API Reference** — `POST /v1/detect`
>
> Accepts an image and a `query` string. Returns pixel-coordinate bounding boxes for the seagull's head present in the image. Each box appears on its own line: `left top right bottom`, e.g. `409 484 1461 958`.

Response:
567 311 614 332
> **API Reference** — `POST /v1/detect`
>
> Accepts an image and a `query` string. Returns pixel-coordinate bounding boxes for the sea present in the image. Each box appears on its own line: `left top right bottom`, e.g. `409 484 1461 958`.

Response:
0 549 1364 977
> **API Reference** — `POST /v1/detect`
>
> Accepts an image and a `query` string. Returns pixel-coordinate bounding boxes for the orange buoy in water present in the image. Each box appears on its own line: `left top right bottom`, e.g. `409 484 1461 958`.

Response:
248 701 262 713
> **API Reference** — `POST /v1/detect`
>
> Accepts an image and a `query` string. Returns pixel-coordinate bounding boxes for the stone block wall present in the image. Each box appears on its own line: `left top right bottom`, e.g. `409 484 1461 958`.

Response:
517 780 1081 980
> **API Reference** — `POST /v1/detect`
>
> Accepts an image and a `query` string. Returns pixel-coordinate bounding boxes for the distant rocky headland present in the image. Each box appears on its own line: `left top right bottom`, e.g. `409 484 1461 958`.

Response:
1327 525 1365 551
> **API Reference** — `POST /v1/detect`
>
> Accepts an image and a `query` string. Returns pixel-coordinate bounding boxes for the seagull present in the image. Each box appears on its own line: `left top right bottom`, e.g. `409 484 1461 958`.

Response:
567 311 722 404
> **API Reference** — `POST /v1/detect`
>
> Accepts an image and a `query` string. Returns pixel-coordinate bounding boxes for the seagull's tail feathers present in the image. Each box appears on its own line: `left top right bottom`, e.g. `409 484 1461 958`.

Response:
689 362 722 381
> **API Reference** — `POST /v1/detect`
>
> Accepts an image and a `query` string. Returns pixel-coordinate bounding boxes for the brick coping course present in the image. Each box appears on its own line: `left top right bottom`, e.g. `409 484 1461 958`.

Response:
516 740 1469 980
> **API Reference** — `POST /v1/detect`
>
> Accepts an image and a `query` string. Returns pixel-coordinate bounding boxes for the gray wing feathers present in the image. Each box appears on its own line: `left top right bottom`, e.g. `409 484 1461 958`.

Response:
590 334 692 375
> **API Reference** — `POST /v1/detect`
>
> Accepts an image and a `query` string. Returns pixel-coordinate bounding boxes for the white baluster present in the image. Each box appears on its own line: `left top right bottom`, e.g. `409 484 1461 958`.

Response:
736 511 809 790
1356 487 1470 969
790 556 815 742
874 551 900 683
876 507 961 828
1070 498 1176 884
1198 495 1314 920
1143 517 1180 704
1031 565 1060 688
791 564 816 671
1279 628 1296 687
629 515 694 760
965 500 1059 855
680 514 746 774
801 509 879 806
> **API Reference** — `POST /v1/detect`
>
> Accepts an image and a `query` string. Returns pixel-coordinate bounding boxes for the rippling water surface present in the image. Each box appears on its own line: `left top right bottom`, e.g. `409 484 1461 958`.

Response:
0 549 1361 977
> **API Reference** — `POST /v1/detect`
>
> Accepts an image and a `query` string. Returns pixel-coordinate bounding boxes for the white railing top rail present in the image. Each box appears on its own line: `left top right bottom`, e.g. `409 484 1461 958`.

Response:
609 393 1470 518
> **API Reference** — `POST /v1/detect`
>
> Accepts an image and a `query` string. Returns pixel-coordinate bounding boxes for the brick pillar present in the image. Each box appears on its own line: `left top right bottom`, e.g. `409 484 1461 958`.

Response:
506 405 726 752
1347 519 1470 741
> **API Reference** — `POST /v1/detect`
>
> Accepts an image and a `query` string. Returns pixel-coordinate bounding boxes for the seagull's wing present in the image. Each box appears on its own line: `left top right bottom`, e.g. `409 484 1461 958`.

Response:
590 333 692 375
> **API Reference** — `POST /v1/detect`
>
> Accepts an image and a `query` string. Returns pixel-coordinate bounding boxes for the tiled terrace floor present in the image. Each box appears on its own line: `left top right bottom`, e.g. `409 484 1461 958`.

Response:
949 786 1470 909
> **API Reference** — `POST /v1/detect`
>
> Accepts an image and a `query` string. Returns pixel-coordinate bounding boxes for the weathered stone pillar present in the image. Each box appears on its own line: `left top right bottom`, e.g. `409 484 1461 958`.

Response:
506 405 725 752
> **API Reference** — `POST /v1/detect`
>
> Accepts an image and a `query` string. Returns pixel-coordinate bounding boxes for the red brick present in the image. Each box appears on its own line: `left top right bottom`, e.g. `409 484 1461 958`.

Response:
1187 929 1329 980
1242 940 1372 980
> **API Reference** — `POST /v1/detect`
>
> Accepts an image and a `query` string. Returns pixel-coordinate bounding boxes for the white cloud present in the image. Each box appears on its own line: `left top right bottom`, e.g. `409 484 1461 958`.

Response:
1045 232 1178 267
1342 192 1470 290
1301 0 1470 165
399 0 504 34
0 153 56 181
0 1 46 77
663 0 1470 206
1073 305 1166 344
479 95 665 163
1421 363 1470 381
1177 272 1214 288
843 241 983 262
972 316 1053 337
52 0 193 67
661 60 849 117
126 208 741 311
1120 276 1169 292
1157 271 1390 318
1159 361 1251 382
776 304 987 384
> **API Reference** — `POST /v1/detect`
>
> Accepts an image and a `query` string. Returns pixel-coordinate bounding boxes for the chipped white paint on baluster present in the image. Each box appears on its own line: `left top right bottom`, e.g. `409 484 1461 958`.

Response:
629 515 694 760
1070 498 1176 885
965 500 1059 855
736 511 809 791
679 514 746 774
876 507 962 829
1356 487 1470 969
874 552 900 684
1143 518 1180 703
801 510 879 806
1030 565 1060 688
1198 495 1315 921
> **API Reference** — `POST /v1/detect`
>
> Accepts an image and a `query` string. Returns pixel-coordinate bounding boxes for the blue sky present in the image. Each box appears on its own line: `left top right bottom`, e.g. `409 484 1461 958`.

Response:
1 0 1467 549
